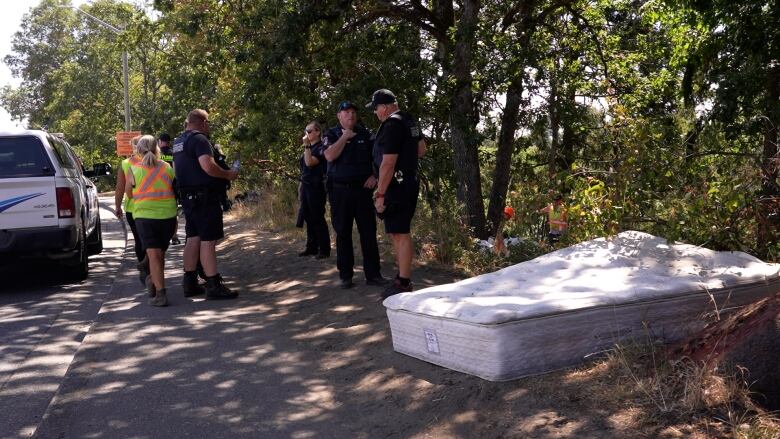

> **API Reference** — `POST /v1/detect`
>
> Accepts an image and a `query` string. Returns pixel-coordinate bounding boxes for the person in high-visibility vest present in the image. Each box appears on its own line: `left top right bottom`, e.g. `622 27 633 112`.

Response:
115 137 147 284
125 135 178 306
538 194 568 245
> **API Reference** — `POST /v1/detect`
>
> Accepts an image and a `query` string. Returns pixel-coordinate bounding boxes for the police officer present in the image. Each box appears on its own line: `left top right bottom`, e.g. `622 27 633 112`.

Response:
173 109 239 299
323 101 388 289
159 132 174 165
368 89 426 298
158 132 180 245
298 120 330 258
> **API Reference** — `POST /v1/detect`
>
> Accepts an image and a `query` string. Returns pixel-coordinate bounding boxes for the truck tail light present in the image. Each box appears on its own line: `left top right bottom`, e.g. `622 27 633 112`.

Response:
56 187 75 218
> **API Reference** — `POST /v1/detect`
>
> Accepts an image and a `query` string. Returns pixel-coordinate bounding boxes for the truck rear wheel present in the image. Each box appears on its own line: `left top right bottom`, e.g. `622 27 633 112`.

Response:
65 221 88 281
87 215 103 255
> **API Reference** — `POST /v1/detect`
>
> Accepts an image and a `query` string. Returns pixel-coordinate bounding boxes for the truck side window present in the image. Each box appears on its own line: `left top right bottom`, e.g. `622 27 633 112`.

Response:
48 136 77 170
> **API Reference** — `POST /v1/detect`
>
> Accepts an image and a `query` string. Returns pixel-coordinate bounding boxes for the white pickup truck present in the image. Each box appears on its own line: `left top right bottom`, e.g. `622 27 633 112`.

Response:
0 130 109 280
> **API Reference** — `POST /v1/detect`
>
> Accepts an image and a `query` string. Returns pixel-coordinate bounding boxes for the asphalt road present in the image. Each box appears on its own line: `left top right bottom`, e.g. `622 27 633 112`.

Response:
0 196 126 439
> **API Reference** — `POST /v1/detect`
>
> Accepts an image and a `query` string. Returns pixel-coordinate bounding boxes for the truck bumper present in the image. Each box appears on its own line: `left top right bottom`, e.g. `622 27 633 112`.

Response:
0 226 78 260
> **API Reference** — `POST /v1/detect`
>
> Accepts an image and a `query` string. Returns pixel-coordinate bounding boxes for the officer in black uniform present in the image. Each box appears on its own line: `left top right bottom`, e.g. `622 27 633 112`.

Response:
368 89 426 299
298 120 330 258
158 132 180 245
173 108 239 300
323 101 388 289
159 132 174 165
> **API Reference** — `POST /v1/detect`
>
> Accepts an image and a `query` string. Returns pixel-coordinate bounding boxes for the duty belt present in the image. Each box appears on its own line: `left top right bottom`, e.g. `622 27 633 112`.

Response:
331 180 366 189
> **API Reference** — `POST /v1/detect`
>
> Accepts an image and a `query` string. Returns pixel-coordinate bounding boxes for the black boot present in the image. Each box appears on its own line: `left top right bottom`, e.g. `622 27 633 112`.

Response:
205 274 238 300
182 271 205 297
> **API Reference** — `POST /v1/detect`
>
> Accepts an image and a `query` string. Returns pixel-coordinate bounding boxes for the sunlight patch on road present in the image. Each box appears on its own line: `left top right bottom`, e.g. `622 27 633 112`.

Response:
148 371 180 381
357 331 386 345
278 380 340 424
275 293 317 305
330 305 362 312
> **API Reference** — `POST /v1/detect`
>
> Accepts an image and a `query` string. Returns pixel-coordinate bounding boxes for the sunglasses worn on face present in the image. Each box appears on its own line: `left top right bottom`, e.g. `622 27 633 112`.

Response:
305 128 318 133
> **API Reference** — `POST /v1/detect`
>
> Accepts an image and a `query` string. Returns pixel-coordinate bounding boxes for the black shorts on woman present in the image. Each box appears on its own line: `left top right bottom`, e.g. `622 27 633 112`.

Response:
136 217 177 252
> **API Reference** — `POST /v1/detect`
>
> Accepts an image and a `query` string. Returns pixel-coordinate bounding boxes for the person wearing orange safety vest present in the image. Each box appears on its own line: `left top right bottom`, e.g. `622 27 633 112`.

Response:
538 194 568 245
115 138 148 284
125 135 178 307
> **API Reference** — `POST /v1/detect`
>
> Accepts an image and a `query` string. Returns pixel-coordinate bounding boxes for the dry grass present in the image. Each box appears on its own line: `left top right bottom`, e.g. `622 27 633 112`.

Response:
582 338 780 438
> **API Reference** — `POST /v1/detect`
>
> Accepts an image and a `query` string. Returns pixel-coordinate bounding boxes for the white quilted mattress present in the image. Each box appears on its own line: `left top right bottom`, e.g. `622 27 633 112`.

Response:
383 231 780 380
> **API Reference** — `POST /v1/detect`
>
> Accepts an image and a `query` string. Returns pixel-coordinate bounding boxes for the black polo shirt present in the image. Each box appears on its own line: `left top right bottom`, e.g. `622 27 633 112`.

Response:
374 111 422 178
323 124 374 183
172 130 218 188
300 141 326 184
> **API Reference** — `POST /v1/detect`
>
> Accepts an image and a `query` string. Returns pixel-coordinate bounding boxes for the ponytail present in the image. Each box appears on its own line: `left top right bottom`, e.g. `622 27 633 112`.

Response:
135 135 160 168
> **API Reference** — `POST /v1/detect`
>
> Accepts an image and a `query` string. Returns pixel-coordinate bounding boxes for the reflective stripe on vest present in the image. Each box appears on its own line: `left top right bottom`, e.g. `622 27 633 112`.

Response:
132 163 175 201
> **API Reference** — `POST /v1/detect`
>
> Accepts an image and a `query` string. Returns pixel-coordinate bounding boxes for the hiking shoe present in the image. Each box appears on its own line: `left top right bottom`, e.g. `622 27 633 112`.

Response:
171 235 181 245
205 274 238 300
149 288 168 307
298 250 316 257
182 272 205 297
340 278 355 289
366 275 390 286
145 274 156 298
381 279 413 300
315 253 330 259
137 257 149 286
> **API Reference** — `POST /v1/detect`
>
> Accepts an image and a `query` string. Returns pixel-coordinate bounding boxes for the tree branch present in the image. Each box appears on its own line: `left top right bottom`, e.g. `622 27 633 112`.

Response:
349 1 445 41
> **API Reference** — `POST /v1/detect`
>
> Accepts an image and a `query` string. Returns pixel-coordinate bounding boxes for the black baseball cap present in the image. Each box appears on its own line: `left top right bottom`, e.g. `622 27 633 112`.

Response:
366 89 397 109
337 101 358 112
158 132 171 142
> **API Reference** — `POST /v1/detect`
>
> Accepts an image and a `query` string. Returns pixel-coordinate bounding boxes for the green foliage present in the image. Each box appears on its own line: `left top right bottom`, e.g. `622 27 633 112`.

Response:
4 0 780 263
458 238 546 277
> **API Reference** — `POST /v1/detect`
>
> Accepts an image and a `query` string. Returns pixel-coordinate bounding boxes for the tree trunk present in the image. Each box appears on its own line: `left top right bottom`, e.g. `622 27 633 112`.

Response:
756 63 780 258
548 61 560 178
558 86 576 171
486 76 523 236
449 0 485 237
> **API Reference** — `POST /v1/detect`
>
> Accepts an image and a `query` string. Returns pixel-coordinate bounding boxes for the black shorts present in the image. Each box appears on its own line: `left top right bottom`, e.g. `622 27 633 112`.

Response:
135 217 177 251
382 182 419 234
181 191 224 242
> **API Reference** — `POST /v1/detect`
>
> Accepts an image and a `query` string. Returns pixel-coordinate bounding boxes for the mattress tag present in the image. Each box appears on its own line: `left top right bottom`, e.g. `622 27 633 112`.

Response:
423 329 440 354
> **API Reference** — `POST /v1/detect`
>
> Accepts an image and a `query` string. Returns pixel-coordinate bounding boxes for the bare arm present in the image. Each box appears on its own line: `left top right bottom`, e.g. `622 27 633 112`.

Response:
198 155 239 180
322 129 355 162
124 169 135 200
376 154 398 195
303 147 320 167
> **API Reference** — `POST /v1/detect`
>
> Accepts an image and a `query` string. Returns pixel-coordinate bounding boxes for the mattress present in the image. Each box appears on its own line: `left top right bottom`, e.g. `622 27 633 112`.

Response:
384 231 780 381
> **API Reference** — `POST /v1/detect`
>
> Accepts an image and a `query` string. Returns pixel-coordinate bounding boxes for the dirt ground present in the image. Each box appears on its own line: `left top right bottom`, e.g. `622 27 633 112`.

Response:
216 210 758 439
